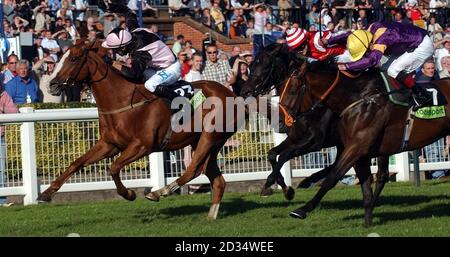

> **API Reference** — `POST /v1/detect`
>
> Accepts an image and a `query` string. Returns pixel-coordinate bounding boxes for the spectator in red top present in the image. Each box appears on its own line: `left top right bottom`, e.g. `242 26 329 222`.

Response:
405 1 422 21
178 51 191 79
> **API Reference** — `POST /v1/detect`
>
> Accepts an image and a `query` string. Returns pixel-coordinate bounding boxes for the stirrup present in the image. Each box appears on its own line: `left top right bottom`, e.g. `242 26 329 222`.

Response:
412 96 432 110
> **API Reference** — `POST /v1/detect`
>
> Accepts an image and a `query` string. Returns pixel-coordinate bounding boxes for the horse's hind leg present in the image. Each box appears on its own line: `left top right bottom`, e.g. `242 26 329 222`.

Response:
146 133 220 201
289 145 363 219
108 142 149 201
204 145 226 220
354 157 374 227
38 140 119 202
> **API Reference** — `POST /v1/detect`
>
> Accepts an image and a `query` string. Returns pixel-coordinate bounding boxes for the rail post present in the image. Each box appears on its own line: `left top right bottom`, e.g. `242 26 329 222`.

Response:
149 152 166 190
394 151 410 181
20 107 39 205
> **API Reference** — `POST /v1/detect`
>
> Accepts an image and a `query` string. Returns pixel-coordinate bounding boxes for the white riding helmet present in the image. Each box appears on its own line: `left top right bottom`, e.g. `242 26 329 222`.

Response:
102 29 133 49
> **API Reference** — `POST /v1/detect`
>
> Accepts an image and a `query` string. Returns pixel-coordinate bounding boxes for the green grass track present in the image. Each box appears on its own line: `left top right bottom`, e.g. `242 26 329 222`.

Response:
1 181 450 236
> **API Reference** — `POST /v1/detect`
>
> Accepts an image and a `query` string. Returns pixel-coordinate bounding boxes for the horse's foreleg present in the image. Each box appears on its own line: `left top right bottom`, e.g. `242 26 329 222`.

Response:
354 157 374 227
273 151 296 200
289 145 363 219
297 164 334 188
261 140 293 197
366 156 390 224
109 142 149 201
38 140 119 202
297 145 343 188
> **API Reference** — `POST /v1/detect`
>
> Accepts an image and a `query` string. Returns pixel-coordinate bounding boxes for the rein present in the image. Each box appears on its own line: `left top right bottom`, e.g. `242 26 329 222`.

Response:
65 41 157 115
278 71 299 127
319 70 361 101
279 68 362 127
97 85 157 115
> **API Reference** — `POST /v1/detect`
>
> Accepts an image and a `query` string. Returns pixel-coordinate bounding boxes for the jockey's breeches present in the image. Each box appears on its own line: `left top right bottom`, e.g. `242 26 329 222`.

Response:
144 61 182 92
387 35 434 78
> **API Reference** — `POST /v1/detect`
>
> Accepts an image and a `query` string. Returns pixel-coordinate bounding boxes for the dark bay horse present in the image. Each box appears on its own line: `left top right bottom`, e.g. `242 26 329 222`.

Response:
247 44 390 206
40 40 244 219
242 43 450 226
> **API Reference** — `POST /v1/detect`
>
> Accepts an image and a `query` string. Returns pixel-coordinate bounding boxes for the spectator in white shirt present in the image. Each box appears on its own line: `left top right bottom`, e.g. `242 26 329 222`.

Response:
434 36 450 71
185 53 204 82
74 0 88 23
41 30 61 62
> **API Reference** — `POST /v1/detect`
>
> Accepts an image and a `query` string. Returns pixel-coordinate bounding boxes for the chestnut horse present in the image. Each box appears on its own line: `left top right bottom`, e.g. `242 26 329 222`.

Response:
39 40 243 219
242 43 450 226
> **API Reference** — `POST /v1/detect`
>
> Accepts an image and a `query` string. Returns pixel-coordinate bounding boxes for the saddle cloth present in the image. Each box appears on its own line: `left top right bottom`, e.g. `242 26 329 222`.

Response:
167 80 195 100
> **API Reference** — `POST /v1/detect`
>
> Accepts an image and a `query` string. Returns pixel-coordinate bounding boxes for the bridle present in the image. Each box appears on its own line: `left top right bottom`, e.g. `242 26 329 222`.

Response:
278 70 309 127
278 60 365 128
248 55 292 97
62 40 109 87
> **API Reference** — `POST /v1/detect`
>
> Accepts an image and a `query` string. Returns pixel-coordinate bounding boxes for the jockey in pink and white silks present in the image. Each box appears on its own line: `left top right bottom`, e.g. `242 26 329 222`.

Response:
102 4 182 101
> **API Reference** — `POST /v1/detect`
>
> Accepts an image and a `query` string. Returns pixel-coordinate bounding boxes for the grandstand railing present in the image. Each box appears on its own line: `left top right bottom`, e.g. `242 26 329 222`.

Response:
0 100 447 205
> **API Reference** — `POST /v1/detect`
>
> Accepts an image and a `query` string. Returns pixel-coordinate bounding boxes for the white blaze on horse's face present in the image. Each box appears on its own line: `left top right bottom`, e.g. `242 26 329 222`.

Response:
48 50 71 83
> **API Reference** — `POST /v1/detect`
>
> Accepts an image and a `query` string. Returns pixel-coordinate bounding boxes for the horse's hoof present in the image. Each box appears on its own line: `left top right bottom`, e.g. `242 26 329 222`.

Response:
127 190 136 201
143 187 152 196
37 193 52 203
284 187 295 201
145 192 160 202
260 187 273 197
289 208 307 219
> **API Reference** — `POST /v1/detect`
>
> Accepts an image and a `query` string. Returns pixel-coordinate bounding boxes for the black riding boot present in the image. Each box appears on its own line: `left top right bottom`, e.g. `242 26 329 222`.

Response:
396 71 432 109
153 85 191 113
154 85 181 101
411 85 433 109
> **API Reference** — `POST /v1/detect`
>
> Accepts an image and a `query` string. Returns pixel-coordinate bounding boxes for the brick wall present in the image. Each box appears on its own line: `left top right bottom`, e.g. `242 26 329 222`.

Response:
173 22 253 54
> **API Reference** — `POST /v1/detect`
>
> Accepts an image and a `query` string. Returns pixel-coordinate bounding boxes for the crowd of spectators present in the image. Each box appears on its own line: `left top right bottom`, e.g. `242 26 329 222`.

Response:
0 0 449 103
168 0 449 38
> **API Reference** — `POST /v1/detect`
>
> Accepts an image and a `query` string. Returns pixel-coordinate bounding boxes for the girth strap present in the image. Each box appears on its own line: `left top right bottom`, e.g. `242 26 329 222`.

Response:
97 99 155 115
400 107 415 151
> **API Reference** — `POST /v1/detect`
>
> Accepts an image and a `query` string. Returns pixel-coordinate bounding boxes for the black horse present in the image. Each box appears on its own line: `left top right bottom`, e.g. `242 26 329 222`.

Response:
244 44 393 226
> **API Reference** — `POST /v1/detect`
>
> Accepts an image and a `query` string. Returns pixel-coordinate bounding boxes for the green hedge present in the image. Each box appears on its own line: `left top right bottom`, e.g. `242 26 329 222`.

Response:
4 103 274 179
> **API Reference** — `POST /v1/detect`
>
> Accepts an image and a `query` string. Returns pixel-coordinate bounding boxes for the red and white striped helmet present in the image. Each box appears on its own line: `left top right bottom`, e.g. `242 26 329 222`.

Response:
102 29 133 49
286 28 308 51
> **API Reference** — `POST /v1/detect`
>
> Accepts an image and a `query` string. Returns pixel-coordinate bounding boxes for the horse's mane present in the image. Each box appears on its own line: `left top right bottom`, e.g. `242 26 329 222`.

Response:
109 65 145 84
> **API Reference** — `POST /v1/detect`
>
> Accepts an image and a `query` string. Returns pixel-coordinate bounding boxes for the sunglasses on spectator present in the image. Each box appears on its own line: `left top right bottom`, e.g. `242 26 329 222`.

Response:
8 61 17 64
207 51 217 54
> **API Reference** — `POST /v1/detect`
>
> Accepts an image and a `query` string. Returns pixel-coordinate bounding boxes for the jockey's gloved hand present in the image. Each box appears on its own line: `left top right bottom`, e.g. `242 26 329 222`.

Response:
103 55 113 65
307 57 318 63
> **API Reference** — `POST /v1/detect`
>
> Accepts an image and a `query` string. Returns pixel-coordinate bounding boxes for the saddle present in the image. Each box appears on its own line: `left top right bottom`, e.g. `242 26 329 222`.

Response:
380 71 447 109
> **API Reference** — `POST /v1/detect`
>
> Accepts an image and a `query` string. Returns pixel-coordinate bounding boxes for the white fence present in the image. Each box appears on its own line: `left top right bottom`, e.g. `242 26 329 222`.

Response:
1 106 449 205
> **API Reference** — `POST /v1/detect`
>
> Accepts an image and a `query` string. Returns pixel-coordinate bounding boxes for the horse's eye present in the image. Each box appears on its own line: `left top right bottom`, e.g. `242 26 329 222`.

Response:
70 57 78 62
